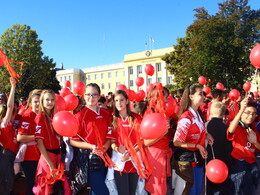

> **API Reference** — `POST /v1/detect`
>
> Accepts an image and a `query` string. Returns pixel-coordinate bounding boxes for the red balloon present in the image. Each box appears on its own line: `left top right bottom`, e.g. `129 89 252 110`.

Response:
64 94 79 111
203 86 211 95
140 113 167 139
216 82 225 90
126 89 136 101
229 89 240 101
198 76 207 85
165 95 177 117
145 64 155 76
74 81 86 96
135 90 146 102
65 80 71 88
116 84 127 91
55 94 66 112
146 83 154 93
0 58 3 66
243 82 251 92
60 87 71 97
135 77 144 87
250 44 260 69
253 91 259 98
206 159 228 183
52 111 79 137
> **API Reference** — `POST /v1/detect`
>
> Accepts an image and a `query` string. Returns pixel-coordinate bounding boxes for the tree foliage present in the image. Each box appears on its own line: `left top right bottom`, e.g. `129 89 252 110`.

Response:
163 0 260 90
0 24 61 98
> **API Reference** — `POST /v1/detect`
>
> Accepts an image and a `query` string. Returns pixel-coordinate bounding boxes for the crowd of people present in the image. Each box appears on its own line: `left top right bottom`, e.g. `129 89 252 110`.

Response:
0 78 260 195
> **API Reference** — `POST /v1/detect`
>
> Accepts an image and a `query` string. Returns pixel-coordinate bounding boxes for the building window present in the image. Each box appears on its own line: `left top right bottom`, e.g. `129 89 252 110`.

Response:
101 83 105 90
64 76 67 81
148 78 152 84
115 71 119 77
157 77 162 83
60 77 63 82
94 74 98 80
108 83 111 89
69 76 71 81
129 67 133 75
82 76 85 82
101 73 104 79
137 65 142 74
156 63 161 72
129 80 134 87
116 82 120 86
88 75 91 80
108 72 111 78
168 76 173 84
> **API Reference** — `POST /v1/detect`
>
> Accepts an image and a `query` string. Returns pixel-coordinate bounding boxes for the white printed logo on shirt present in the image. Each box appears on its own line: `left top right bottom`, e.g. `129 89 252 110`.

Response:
21 122 30 129
35 125 41 134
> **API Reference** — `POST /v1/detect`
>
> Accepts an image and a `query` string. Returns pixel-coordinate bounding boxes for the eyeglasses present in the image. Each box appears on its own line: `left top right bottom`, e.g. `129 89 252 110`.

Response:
85 93 99 98
243 112 257 117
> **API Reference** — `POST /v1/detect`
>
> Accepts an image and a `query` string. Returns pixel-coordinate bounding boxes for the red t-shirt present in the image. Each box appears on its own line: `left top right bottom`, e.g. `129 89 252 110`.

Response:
71 107 112 145
112 113 142 173
174 107 206 151
18 110 41 161
0 119 19 154
227 124 260 163
35 112 61 150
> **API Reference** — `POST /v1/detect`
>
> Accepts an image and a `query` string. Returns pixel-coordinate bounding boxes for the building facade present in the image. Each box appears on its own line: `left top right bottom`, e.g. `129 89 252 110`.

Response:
56 47 174 95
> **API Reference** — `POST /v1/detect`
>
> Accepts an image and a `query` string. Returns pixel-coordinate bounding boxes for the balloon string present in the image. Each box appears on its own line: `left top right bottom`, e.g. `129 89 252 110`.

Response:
76 133 86 143
210 144 215 159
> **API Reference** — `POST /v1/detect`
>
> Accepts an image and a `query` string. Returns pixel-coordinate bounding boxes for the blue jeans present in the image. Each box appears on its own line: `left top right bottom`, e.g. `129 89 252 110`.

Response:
88 165 109 195
190 167 203 195
229 159 259 195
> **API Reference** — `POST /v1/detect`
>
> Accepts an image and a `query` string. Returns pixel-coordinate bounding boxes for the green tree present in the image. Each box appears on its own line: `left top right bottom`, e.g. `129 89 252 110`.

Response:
0 24 61 98
163 0 260 90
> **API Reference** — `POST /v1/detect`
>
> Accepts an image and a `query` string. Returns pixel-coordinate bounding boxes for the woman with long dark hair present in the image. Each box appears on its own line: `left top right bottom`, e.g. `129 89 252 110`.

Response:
173 85 213 195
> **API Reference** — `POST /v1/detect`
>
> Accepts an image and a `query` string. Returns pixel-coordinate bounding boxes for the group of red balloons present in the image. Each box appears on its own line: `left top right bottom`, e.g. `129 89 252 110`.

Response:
52 80 87 137
199 75 259 101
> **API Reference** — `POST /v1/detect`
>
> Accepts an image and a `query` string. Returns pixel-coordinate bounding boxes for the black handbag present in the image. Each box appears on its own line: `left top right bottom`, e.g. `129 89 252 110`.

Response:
69 148 89 194
174 148 205 167
88 152 103 172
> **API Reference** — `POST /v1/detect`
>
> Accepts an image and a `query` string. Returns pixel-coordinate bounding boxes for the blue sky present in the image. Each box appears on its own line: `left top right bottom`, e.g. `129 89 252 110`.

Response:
0 0 259 69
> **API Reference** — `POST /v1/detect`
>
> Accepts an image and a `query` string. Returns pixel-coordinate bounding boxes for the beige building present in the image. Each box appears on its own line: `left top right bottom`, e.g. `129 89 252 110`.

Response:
56 47 174 95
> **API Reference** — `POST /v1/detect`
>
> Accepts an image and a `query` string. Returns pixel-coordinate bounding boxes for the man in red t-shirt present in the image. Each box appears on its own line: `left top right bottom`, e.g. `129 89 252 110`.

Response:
227 98 260 194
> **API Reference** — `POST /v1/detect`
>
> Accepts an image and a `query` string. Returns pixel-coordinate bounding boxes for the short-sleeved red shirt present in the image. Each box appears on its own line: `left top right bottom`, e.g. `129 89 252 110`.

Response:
35 112 61 150
227 124 260 163
18 110 41 161
174 107 206 151
112 113 142 173
0 119 19 154
71 107 112 145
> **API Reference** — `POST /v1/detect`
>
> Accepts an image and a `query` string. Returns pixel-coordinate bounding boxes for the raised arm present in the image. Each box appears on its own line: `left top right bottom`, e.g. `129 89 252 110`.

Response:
227 98 248 134
5 77 16 123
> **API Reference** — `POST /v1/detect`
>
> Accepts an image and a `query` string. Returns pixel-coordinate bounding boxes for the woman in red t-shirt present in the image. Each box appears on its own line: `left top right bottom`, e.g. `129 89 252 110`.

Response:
70 83 112 195
110 89 148 195
17 89 41 195
34 89 71 195
173 85 213 195
0 77 19 194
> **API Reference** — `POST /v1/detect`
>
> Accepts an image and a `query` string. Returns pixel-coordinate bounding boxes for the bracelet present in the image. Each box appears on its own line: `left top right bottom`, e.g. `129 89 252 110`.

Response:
195 144 198 149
